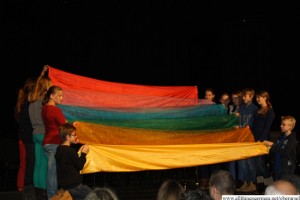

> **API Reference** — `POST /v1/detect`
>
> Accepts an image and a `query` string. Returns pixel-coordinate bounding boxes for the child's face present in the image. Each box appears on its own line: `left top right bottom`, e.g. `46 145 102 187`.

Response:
220 95 230 106
205 91 215 102
256 95 266 105
51 90 63 104
69 131 79 144
243 94 253 104
280 120 292 133
232 95 240 106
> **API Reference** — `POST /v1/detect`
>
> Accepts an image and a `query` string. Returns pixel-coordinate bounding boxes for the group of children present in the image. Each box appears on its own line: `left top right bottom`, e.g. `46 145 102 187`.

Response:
15 66 298 199
202 87 298 193
15 66 92 200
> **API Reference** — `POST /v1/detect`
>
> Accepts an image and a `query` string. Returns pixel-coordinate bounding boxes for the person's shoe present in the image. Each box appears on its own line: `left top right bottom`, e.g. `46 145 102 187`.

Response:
235 181 247 192
24 184 36 200
256 176 264 184
256 182 265 194
264 176 274 186
35 188 47 200
241 182 256 193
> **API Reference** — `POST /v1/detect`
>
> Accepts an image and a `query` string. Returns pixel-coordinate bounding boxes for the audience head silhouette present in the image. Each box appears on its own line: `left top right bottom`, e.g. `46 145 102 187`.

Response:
209 170 234 200
265 180 298 195
84 187 119 200
180 189 211 200
157 179 185 200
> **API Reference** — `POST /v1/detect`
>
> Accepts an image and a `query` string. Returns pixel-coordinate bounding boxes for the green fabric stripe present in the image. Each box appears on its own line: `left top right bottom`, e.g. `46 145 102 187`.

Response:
73 114 238 130
59 103 227 121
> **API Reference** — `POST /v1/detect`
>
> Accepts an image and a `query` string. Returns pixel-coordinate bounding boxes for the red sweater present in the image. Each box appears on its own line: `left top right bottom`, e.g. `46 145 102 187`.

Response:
42 105 66 146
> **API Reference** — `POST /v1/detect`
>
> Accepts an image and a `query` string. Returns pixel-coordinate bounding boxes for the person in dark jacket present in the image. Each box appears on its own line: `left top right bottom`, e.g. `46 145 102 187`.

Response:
235 88 258 192
15 78 36 199
263 115 298 181
55 123 91 200
251 90 275 192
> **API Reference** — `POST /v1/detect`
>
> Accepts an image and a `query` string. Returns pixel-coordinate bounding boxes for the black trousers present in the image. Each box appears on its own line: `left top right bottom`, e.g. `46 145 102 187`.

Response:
24 143 35 185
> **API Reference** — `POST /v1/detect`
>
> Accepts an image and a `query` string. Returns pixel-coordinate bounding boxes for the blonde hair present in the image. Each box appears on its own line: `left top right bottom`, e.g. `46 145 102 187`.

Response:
281 115 296 131
30 76 52 102
242 88 255 98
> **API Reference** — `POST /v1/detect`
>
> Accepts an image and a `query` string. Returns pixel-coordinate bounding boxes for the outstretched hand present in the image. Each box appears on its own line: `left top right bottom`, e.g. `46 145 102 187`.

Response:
79 144 89 154
263 140 273 147
41 65 49 76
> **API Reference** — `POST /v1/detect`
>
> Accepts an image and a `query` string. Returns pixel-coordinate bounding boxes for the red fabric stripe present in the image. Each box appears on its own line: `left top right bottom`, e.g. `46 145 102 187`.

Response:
49 66 199 108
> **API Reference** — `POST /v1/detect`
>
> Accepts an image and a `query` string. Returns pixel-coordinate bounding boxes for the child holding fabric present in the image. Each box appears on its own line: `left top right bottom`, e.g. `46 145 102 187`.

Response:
263 115 297 181
55 123 91 200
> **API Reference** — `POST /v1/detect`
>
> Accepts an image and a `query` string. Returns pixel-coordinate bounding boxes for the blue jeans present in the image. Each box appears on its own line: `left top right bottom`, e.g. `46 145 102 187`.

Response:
238 157 256 182
68 184 91 200
237 160 245 180
43 144 59 199
228 161 236 180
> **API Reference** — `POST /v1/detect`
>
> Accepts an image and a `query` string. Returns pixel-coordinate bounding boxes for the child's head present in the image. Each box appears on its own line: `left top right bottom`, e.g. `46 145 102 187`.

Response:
205 88 215 102
219 92 230 107
256 90 270 101
242 88 255 104
43 85 63 105
280 115 296 133
231 90 242 106
59 123 77 143
85 187 119 200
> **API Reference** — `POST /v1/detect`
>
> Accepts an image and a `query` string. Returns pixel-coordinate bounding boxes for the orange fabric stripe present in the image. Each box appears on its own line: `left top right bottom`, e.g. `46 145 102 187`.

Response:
75 122 254 145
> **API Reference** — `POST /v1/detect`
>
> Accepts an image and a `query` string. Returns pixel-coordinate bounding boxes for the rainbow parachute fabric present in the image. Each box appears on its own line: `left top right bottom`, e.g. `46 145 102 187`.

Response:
48 67 268 174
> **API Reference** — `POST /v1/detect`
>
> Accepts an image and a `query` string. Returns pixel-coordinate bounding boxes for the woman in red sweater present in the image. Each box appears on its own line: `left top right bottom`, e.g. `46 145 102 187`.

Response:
42 85 67 199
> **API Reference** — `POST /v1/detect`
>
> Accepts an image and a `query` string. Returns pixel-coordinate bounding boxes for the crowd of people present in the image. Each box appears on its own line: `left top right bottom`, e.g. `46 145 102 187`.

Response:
157 170 299 200
14 66 299 200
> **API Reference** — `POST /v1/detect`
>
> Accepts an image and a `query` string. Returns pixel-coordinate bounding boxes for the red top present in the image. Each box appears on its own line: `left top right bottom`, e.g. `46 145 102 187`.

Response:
42 105 66 146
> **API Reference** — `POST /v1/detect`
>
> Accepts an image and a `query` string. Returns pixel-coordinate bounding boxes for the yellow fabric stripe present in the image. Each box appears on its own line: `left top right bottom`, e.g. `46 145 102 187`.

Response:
81 142 268 173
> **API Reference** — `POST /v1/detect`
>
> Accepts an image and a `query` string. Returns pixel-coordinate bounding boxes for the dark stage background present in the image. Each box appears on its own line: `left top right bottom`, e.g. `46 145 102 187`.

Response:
2 1 299 139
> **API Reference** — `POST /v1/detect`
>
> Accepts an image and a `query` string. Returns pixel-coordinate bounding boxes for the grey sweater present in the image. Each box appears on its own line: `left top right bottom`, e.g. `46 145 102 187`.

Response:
29 100 45 134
